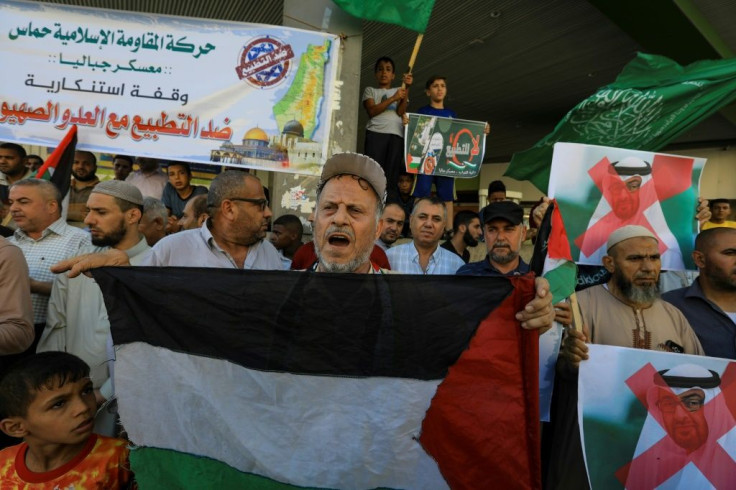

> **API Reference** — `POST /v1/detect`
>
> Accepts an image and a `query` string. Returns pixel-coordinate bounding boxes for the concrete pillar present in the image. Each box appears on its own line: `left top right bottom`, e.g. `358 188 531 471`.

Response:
263 0 362 238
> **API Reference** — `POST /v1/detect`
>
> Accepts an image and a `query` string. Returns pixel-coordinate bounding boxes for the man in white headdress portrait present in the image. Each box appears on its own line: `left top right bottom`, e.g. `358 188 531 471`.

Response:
625 364 736 488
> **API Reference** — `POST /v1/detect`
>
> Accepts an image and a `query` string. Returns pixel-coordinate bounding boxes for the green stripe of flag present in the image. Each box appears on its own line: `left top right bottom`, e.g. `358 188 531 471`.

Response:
130 446 322 490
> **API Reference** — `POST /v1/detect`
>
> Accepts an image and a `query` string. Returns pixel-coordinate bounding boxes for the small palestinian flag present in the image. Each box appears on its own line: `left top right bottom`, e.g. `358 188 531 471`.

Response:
529 200 576 305
32 124 77 198
93 267 541 489
406 152 422 171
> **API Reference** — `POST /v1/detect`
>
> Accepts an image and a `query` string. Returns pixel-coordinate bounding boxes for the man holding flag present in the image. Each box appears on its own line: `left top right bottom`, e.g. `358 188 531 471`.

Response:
457 200 529 277
54 152 556 329
548 225 703 488
69 152 555 489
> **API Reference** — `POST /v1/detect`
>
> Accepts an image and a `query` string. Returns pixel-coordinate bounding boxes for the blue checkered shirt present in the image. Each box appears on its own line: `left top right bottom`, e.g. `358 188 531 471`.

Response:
387 242 465 275
10 218 91 323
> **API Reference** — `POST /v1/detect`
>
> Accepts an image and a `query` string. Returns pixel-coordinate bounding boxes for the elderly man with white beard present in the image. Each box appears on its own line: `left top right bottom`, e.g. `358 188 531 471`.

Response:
563 225 703 357
547 225 704 490
311 152 555 329
53 152 556 329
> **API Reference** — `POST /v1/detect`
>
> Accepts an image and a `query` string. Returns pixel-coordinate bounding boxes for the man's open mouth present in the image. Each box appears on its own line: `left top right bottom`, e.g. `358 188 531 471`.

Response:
328 234 351 247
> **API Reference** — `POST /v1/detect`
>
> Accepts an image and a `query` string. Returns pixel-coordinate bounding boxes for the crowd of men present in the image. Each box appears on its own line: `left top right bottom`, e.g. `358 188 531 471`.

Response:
1 140 735 486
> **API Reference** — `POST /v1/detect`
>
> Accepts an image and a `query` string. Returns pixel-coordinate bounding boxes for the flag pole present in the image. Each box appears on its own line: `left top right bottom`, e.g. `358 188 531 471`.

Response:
402 33 424 88
569 293 583 333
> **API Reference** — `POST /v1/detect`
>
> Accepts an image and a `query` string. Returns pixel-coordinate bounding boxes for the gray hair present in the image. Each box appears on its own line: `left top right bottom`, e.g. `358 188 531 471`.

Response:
190 194 209 219
411 196 447 222
10 178 63 213
207 170 258 213
315 174 383 225
142 197 168 222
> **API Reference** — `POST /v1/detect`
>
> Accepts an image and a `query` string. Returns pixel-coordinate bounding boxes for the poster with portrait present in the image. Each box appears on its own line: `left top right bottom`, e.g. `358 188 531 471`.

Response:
548 143 706 270
579 345 736 489
403 113 486 178
0 0 340 175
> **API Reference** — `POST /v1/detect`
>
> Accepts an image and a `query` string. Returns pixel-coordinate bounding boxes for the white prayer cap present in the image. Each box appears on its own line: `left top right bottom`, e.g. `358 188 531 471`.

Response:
606 225 657 253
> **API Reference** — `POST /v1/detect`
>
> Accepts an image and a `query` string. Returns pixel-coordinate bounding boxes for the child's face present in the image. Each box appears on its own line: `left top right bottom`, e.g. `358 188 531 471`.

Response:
398 175 413 195
374 61 395 87
426 79 447 103
20 377 96 446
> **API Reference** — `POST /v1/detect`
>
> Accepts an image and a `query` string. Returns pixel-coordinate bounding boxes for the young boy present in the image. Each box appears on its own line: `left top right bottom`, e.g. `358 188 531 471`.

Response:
162 162 208 233
397 172 415 237
411 76 490 235
362 56 413 199
0 352 135 488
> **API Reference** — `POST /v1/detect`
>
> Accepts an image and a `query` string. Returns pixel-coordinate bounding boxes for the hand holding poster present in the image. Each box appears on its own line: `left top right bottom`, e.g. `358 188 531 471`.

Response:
548 143 705 270
404 113 486 178
579 345 736 489
0 0 340 174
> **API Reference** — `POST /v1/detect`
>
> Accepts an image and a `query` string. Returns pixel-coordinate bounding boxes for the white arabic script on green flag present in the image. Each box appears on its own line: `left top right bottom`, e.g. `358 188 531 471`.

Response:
404 113 486 179
505 53 736 192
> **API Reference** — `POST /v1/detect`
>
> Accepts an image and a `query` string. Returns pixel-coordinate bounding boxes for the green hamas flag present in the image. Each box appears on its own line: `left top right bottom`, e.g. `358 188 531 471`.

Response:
505 53 736 193
332 0 435 32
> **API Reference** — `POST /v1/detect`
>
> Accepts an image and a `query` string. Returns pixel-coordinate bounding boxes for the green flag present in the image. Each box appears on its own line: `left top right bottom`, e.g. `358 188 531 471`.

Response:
332 0 435 33
505 53 736 193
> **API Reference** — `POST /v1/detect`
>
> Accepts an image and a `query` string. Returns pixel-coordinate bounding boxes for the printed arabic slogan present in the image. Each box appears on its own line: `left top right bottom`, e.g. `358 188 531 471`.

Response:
579 345 736 489
0 0 340 175
404 113 486 178
547 143 705 271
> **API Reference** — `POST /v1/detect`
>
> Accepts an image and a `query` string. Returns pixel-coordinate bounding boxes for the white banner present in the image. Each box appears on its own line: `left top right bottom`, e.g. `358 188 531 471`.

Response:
0 0 340 174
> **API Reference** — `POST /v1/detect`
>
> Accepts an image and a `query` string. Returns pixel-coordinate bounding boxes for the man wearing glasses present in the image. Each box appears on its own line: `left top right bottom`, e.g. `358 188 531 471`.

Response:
53 170 285 271
624 364 736 488
652 368 711 455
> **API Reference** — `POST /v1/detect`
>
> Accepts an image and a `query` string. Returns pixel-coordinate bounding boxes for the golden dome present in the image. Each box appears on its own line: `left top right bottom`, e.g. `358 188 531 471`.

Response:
243 127 269 142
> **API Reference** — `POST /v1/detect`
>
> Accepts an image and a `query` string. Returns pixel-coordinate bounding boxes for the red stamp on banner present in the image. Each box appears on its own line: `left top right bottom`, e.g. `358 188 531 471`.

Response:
235 36 294 88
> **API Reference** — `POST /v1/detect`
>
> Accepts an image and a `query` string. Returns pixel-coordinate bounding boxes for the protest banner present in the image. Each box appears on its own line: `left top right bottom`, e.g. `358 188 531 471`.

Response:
404 113 486 178
93 267 541 489
0 0 340 174
548 142 705 271
579 345 736 489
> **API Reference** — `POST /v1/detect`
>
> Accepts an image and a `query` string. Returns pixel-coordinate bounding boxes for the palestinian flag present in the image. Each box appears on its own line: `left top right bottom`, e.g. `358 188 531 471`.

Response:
406 153 422 171
529 200 576 305
93 267 541 489
332 0 435 33
505 53 736 193
547 142 705 271
32 124 77 199
529 200 576 421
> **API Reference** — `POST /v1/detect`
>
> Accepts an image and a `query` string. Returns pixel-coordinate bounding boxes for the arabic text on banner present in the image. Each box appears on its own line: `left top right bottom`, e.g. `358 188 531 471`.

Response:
403 113 486 179
0 0 340 174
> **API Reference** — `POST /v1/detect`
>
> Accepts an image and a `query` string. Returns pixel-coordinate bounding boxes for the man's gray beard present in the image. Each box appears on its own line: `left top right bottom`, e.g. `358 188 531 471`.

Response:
615 270 660 305
315 242 373 273
490 244 518 265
